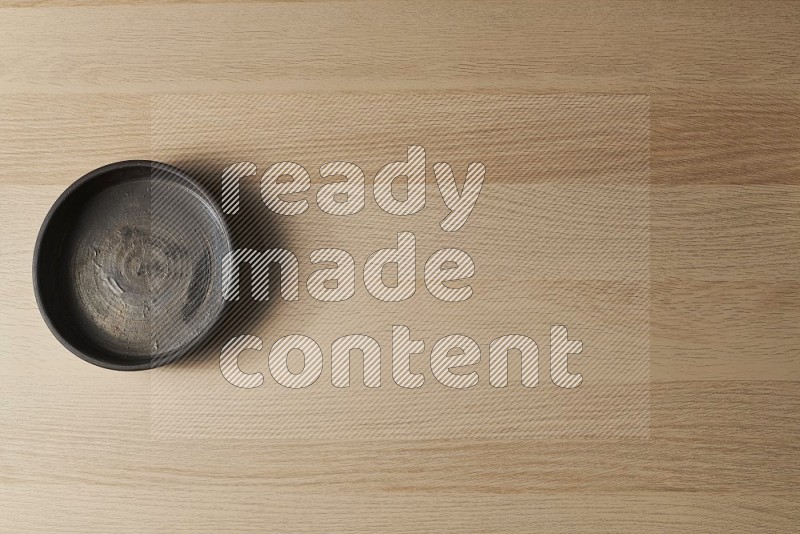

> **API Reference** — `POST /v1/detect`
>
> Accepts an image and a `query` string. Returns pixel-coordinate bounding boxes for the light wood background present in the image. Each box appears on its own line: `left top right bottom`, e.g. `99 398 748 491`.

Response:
1 1 799 532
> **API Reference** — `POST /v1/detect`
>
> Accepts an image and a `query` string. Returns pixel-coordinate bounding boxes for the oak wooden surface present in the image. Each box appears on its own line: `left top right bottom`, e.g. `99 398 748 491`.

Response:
1 1 799 532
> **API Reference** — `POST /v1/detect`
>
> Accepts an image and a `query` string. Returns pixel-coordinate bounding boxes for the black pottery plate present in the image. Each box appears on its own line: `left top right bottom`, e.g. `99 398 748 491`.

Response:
33 161 231 370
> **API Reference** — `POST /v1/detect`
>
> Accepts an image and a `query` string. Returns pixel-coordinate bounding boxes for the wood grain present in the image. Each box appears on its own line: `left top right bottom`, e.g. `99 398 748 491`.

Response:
1 1 798 531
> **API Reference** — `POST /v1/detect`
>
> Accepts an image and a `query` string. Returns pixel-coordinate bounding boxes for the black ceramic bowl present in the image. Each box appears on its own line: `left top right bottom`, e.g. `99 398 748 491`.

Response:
33 161 231 370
